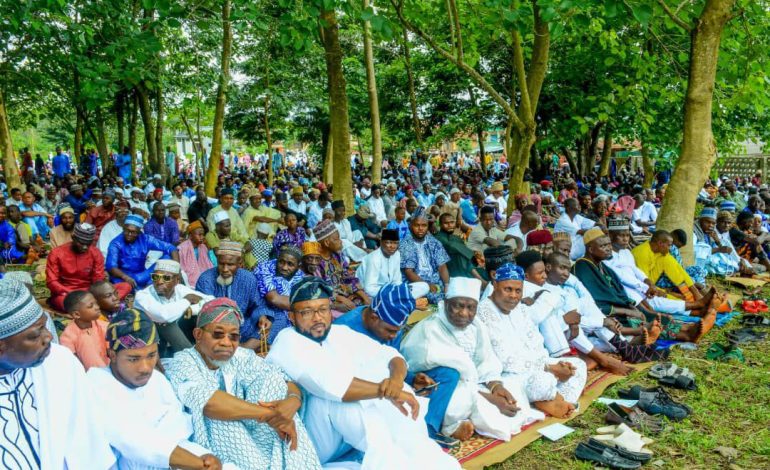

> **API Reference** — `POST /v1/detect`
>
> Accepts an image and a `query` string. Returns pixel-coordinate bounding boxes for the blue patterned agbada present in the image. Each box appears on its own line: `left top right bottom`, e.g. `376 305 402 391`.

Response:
399 233 450 303
243 259 304 344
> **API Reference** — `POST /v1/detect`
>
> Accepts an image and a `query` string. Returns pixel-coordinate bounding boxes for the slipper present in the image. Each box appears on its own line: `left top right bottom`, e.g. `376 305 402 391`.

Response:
706 343 745 362
726 327 767 344
659 373 697 391
741 300 759 314
647 363 696 390
754 300 769 313
741 315 770 327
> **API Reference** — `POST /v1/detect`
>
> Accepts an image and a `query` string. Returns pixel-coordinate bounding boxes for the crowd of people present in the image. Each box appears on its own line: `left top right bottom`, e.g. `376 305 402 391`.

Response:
0 150 763 469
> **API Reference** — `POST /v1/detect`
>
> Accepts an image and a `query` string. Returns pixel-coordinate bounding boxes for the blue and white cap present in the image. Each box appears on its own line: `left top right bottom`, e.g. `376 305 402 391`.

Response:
371 282 429 327
124 214 145 228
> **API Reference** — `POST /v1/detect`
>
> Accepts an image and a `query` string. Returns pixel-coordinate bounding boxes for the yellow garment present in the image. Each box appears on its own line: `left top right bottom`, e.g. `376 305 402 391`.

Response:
205 206 248 243
632 241 693 287
241 205 282 238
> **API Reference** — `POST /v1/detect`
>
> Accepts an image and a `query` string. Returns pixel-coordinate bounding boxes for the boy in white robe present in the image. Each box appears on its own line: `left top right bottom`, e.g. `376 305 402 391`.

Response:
400 277 544 442
267 277 460 470
355 229 402 298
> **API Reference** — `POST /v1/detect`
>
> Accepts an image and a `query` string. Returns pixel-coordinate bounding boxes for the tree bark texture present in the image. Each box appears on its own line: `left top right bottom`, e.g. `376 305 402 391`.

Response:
402 29 422 145
74 110 84 164
656 0 736 264
641 143 655 188
0 89 21 190
265 91 274 186
155 83 167 183
95 107 112 174
136 85 158 177
599 125 612 177
205 0 232 196
323 129 334 184
128 91 139 181
363 0 383 183
116 91 125 153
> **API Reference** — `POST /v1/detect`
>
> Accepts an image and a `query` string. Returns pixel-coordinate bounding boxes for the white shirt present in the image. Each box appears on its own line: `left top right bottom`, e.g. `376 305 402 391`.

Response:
288 199 307 215
504 223 526 250
554 213 595 260
169 195 191 220
367 196 387 224
356 249 402 297
631 201 657 233
134 284 214 323
604 248 650 304
98 220 123 257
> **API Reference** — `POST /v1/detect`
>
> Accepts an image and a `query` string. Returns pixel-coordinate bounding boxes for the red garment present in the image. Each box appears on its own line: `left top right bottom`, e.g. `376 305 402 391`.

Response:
46 243 106 311
85 205 115 239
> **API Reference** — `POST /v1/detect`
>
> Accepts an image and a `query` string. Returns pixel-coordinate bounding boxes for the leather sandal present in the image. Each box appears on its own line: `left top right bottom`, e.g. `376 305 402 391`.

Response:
605 402 664 433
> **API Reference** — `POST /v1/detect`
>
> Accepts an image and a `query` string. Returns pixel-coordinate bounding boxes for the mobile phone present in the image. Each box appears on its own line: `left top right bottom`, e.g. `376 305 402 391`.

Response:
415 382 440 394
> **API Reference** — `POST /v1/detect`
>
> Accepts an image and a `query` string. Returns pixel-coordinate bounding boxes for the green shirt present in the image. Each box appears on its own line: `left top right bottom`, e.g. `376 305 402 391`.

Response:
434 230 476 277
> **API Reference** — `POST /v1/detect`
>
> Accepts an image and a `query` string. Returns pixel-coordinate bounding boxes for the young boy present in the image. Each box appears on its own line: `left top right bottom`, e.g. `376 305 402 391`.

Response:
90 280 126 320
59 290 109 370
386 206 409 239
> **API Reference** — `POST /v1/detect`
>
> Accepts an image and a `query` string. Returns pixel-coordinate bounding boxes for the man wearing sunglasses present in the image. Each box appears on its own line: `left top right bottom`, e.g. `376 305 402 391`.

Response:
134 259 214 356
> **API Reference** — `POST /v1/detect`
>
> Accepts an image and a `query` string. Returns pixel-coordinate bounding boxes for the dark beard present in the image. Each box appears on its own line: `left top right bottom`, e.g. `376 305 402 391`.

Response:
295 325 331 344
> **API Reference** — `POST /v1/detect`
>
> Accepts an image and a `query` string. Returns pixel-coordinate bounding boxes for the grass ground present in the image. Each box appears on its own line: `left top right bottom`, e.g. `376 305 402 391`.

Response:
492 279 770 469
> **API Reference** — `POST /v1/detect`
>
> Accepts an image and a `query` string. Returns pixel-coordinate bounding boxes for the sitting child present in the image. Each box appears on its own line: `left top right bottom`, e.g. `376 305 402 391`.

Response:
90 280 126 320
59 290 109 370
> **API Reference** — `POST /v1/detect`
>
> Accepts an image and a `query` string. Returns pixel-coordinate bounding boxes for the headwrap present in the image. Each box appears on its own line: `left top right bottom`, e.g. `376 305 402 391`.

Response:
371 283 417 327
0 279 44 339
331 200 345 210
103 188 117 199
289 276 333 305
302 241 322 256
187 220 204 234
155 259 181 274
411 206 428 221
72 223 97 244
106 308 158 352
213 211 230 224
553 231 571 242
220 188 236 197
313 220 338 241
445 277 481 300
216 240 243 258
717 210 734 222
291 186 304 196
495 263 525 282
515 250 543 272
197 298 243 328
70 184 83 192
526 229 553 246
483 245 514 271
582 227 606 245
607 216 630 232
381 229 399 242
279 244 303 261
720 201 737 212
699 207 717 220
124 214 145 228
490 182 504 192
58 205 74 216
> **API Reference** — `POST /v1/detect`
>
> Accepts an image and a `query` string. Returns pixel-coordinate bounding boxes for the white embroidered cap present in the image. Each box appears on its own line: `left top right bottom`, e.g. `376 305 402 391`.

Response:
445 277 481 301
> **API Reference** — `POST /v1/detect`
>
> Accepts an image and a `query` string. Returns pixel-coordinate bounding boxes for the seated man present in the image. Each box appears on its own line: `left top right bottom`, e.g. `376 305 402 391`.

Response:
312 220 370 312
165 298 322 469
0 278 115 469
106 214 180 290
467 206 515 253
267 278 460 468
97 202 130 257
554 198 595 260
195 241 259 323
577 228 713 344
85 188 116 239
19 190 53 240
399 207 451 304
178 220 214 287
49 205 75 248
46 223 131 311
477 263 586 418
242 245 305 349
0 206 27 263
144 202 180 246
401 277 544 442
730 211 770 272
87 308 228 469
692 207 743 276
631 193 657 234
348 205 381 250
504 210 539 251
205 211 235 260
356 228 403 298
134 259 214 355
335 282 461 446
205 188 248 243
242 190 282 238
434 213 485 281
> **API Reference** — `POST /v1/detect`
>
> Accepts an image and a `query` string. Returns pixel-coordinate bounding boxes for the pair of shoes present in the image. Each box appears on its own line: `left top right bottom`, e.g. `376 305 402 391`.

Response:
605 402 665 433
706 343 745 362
618 386 691 421
593 423 654 454
727 327 767 344
741 315 770 327
648 362 697 390
575 442 643 469
742 300 769 313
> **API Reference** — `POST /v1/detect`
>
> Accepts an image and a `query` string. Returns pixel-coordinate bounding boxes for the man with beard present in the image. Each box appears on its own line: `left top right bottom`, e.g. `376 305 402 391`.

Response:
106 214 180 291
356 228 403 297
97 202 130 257
46 223 132 311
242 246 305 349
399 207 450 304
48 205 76 248
85 188 117 239
434 213 483 280
241 190 282 237
205 211 234 258
165 298 322 469
207 188 248 243
467 206 515 253
134 260 214 355
0 278 115 469
87 308 228 469
195 241 259 323
64 184 92 219
19 191 52 240
300 241 323 275
267 277 460 469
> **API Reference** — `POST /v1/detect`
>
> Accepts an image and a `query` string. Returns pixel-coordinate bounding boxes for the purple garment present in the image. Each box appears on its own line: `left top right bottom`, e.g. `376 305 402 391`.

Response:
144 217 180 245
272 228 306 253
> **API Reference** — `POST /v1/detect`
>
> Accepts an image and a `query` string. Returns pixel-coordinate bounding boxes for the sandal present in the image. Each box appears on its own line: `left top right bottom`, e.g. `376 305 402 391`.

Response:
741 300 758 314
754 300 769 313
650 363 697 390
706 343 745 362
741 315 770 327
605 403 665 434
726 327 767 344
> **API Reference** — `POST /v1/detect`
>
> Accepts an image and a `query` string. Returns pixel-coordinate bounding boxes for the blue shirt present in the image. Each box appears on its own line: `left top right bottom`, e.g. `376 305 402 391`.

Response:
195 268 259 322
65 194 89 217
52 154 70 178
334 309 404 350
116 153 132 182
386 219 409 239
106 233 178 288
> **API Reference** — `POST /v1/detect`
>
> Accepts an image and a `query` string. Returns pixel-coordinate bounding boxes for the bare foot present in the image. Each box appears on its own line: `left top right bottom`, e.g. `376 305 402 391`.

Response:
603 357 633 376
450 421 475 441
534 394 575 419
645 318 662 344
581 355 599 371
693 309 717 343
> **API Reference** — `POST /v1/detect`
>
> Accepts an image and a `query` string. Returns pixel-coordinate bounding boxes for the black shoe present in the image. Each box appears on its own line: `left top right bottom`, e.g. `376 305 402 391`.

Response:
586 438 653 463
574 442 642 469
619 385 691 421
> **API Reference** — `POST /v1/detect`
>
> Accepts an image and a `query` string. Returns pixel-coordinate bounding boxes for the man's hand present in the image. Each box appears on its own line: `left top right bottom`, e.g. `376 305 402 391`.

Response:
184 293 203 305
412 373 436 396
567 324 580 340
378 377 404 400
200 454 222 470
549 361 576 382
486 385 519 417
258 315 273 331
603 317 622 334
389 390 420 420
562 309 580 325
334 296 356 312
258 398 301 450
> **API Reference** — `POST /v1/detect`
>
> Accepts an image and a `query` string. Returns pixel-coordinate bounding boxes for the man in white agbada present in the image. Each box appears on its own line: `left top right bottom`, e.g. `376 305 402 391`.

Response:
400 277 543 442
87 308 233 469
98 203 130 257
476 263 586 419
134 259 215 354
0 278 115 469
267 277 459 469
554 198 595 260
355 229 402 298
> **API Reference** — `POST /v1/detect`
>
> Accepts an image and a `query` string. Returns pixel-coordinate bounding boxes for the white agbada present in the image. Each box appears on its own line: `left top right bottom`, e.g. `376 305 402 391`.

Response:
605 248 687 314
476 297 586 404
401 278 543 441
554 213 595 260
522 280 572 357
134 284 215 323
86 367 237 470
367 197 387 224
631 201 657 234
355 249 402 298
267 325 459 470
98 219 124 257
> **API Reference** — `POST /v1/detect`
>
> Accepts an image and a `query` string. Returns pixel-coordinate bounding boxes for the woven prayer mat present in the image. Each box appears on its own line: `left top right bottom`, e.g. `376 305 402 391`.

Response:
724 276 767 289
453 362 652 470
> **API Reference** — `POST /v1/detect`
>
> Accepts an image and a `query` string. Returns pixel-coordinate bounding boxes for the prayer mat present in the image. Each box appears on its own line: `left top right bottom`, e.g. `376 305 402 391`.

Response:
724 276 767 289
453 363 651 469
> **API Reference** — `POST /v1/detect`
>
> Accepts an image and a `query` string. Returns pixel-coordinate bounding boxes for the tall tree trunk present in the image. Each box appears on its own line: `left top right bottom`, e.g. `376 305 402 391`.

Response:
265 94 274 186
588 122 603 174
469 86 487 177
401 29 422 145
561 146 578 177
205 0 232 196
95 107 111 174
74 110 84 164
362 0 383 183
657 0 735 264
321 8 354 215
599 125 613 177
0 89 21 190
155 83 167 183
128 91 139 181
641 142 655 188
196 101 204 179
323 130 334 184
136 85 157 177
116 91 125 153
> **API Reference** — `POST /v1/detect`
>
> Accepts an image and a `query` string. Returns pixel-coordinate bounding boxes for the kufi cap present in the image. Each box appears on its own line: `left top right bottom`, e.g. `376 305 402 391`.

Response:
302 241 322 256
490 182 504 192
130 187 143 194
449 188 462 195
153 173 162 180
262 189 274 197
515 250 543 271
124 214 145 228
216 240 243 258
495 263 525 282
582 227 606 245
387 182 397 190
221 188 236 197
289 276 333 305
607 216 630 232
719 200 736 212
197 298 243 328
70 184 83 192
58 205 74 216
445 277 481 301
103 188 116 199
483 244 514 271
540 179 553 187
213 211 230 224
331 200 345 210
699 207 717 221
279 244 303 260
187 220 204 233
526 229 553 246
291 186 304 196
91 188 103 195
153 188 163 195
0 279 44 339
154 259 181 274
553 231 571 242
106 308 158 352
381 229 399 242
435 192 447 201
356 205 373 219
371 282 427 327
72 223 97 244
411 206 428 221
313 219 338 241
166 202 181 211
717 210 734 222
256 223 272 235
115 201 130 211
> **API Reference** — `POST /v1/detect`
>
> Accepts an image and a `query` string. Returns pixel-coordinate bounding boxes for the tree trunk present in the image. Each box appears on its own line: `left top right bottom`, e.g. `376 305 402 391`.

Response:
641 142 655 189
74 110 84 164
587 122 603 175
128 91 139 180
180 114 199 158
362 0 383 183
0 89 21 190
205 0 232 196
657 0 735 264
136 86 158 177
599 125 613 177
116 91 125 153
95 107 111 174
265 91 274 186
561 146 578 176
323 130 334 184
402 29 422 145
196 102 204 180
469 86 487 177
321 8 354 215
155 83 167 183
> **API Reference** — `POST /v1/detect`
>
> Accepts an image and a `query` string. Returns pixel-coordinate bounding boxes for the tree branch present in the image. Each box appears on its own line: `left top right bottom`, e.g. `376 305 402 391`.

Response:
511 30 533 126
656 0 693 31
447 0 463 63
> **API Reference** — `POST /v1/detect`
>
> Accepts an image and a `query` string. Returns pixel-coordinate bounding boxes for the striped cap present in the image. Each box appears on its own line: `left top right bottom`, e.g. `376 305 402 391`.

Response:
124 214 145 228
371 282 424 327
0 279 44 339
106 308 158 352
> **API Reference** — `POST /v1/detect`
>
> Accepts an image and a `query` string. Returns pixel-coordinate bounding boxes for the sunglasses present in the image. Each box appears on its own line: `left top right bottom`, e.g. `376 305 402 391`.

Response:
151 273 174 282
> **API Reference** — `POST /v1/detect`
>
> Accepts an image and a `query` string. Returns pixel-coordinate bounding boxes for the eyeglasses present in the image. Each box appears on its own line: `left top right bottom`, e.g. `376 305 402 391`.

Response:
295 306 332 319
202 328 240 342
151 273 174 282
